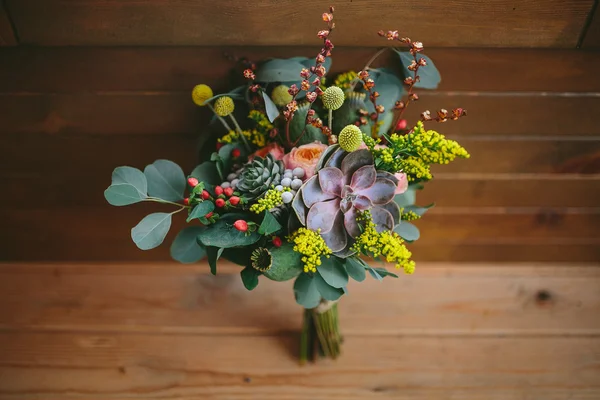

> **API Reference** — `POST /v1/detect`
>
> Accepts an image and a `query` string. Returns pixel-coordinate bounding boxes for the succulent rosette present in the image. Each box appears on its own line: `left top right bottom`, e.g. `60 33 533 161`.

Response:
292 147 400 256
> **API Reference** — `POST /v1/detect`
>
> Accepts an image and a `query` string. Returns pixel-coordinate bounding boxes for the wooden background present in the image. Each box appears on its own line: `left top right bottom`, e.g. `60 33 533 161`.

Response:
0 1 600 399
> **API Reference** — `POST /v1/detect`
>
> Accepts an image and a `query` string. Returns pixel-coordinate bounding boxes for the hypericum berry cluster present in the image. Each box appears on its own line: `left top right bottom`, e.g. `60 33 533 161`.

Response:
283 6 335 121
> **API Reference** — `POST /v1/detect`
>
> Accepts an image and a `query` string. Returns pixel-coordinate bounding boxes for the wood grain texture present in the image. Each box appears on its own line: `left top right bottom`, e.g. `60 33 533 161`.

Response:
582 1 600 47
0 332 598 400
4 0 595 47
0 1 16 46
3 93 600 137
1 263 598 335
1 207 599 262
1 47 600 93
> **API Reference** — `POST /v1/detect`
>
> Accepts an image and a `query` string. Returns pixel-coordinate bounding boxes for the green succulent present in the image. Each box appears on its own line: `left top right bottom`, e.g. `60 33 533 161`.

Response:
236 154 284 200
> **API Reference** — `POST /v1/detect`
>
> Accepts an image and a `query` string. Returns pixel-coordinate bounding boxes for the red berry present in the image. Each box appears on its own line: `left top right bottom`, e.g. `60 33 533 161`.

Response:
183 197 190 205
187 177 199 187
232 148 241 158
215 198 226 208
395 119 408 131
201 190 210 200
216 142 223 150
233 220 248 232
205 212 213 219
224 187 234 197
229 196 240 206
272 237 282 247
215 186 224 196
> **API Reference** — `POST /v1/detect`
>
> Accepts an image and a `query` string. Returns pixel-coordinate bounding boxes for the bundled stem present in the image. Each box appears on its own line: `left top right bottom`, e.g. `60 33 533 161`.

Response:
299 300 342 363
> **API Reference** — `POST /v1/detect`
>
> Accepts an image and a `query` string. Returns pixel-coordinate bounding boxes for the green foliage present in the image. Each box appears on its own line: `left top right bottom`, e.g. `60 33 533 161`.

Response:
404 204 433 217
345 257 366 282
317 257 348 288
263 243 303 282
144 160 186 202
258 212 282 236
262 91 280 123
366 265 399 281
289 106 327 145
396 51 441 89
186 201 215 223
206 246 224 275
361 68 405 135
294 273 321 309
197 214 261 248
131 212 172 250
240 267 260 290
170 226 207 263
190 162 220 185
104 166 148 206
256 58 308 82
394 187 417 207
394 221 420 242
314 273 344 301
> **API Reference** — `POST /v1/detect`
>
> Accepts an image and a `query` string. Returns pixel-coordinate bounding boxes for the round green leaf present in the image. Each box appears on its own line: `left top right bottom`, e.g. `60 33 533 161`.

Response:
111 166 147 196
241 267 260 291
317 257 348 288
394 187 417 207
258 212 282 236
393 222 420 241
345 257 366 282
263 243 303 282
187 201 215 223
190 162 220 185
144 160 186 202
104 183 146 206
170 226 207 263
131 212 172 250
314 273 344 301
294 273 321 309
197 214 261 248
396 51 441 89
256 58 307 82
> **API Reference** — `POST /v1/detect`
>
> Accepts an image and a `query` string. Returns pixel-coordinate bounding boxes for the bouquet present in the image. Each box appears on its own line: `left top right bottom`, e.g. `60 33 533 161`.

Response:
104 6 469 363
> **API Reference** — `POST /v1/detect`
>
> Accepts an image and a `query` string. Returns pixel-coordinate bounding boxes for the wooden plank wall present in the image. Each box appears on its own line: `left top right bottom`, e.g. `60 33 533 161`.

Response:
0 47 599 262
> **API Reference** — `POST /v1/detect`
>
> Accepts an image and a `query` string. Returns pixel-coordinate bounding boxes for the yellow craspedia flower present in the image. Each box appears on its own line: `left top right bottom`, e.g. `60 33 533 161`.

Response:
338 124 363 152
271 85 293 107
322 86 345 110
191 84 213 106
214 96 235 117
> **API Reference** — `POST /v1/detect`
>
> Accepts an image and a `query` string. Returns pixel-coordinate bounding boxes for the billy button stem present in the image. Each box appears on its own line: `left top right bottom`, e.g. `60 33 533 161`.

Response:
322 86 345 132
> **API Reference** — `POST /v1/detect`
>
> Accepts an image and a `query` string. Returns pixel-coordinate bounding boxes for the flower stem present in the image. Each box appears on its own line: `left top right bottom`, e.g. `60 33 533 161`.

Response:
207 103 233 132
328 108 333 132
146 197 190 209
349 47 389 92
229 114 252 153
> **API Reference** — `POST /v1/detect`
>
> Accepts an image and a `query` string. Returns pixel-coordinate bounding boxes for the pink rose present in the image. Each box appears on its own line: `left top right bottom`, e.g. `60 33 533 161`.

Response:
249 142 285 161
283 141 328 179
394 172 408 194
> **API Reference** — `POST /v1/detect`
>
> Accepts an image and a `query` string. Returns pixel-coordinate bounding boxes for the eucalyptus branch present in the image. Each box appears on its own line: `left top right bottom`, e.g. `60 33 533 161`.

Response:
146 197 190 209
348 47 389 92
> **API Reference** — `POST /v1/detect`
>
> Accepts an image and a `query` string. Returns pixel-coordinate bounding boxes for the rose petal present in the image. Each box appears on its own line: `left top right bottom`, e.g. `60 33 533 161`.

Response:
307 199 341 234
343 208 361 237
382 201 401 224
301 175 335 208
371 206 394 233
341 149 374 182
394 172 408 194
318 167 343 197
353 195 372 210
350 165 377 190
321 211 347 252
354 178 396 205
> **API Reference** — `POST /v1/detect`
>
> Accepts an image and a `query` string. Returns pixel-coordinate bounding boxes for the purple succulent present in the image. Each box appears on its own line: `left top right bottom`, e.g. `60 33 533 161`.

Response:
291 147 401 257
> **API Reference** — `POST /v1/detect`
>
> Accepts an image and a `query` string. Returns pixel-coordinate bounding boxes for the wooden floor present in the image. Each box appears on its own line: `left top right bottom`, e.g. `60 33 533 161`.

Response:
0 262 598 399
1 46 599 398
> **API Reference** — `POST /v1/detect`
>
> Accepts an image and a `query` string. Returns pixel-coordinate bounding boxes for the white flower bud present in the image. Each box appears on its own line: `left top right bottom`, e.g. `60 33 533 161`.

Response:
291 178 302 190
281 177 292 187
281 191 294 204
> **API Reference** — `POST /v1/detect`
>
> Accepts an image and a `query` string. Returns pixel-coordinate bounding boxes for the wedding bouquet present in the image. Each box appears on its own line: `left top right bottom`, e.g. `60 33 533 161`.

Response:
104 6 469 363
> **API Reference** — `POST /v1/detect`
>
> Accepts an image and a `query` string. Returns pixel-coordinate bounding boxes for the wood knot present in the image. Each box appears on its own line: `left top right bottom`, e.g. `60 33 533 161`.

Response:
535 290 553 305
534 209 563 226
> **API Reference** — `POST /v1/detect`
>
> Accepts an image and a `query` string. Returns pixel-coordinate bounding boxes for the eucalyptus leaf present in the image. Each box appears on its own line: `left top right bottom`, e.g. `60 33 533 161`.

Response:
317 257 348 288
197 214 261 248
345 257 366 282
258 212 282 236
170 226 207 263
240 267 260 291
405 204 434 217
104 183 147 206
394 221 420 241
256 58 307 82
372 267 399 279
367 266 383 281
361 68 405 135
131 212 172 250
394 187 417 207
186 201 215 223
294 273 321 309
190 162 220 185
144 160 186 202
223 248 253 266
206 246 224 275
289 106 327 145
396 51 441 89
111 166 147 196
314 273 345 301
263 243 303 282
262 91 280 123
